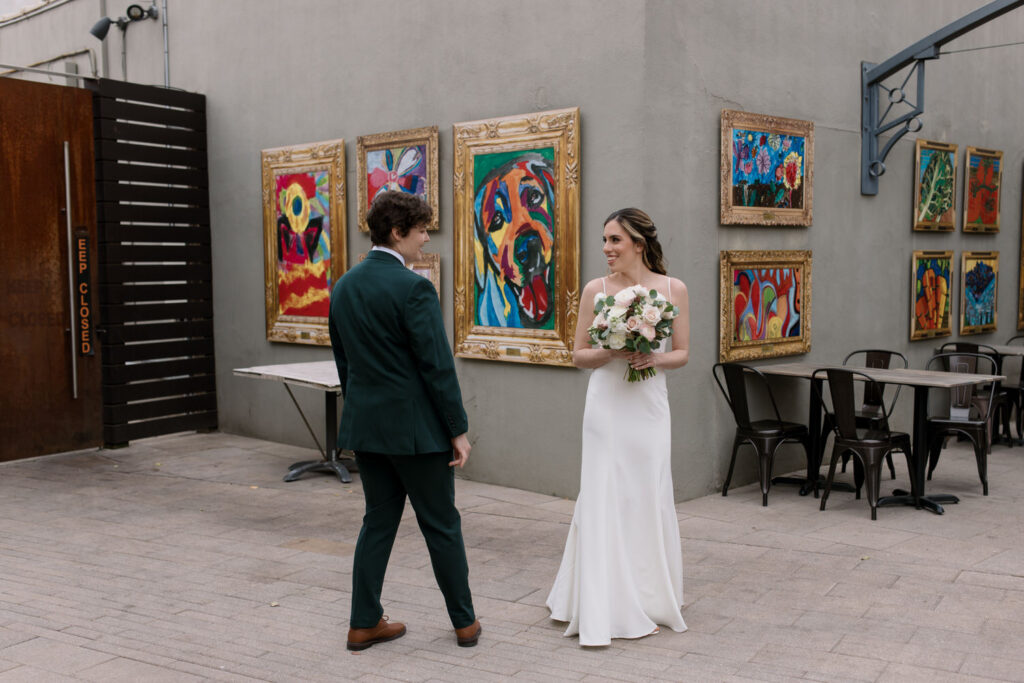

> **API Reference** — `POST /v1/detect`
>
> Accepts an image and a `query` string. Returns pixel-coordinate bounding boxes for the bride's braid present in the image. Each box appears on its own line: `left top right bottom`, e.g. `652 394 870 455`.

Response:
604 208 667 275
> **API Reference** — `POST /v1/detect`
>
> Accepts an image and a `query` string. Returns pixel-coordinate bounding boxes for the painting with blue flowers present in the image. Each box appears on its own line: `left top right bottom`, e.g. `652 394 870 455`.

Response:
961 251 998 334
721 109 814 226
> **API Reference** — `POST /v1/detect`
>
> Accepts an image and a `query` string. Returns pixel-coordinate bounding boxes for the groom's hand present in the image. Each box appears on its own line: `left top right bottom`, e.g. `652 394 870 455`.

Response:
450 433 471 468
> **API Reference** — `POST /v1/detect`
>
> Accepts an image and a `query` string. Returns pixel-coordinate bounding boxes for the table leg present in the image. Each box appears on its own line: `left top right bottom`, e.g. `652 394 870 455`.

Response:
880 384 958 514
771 376 853 496
283 388 353 484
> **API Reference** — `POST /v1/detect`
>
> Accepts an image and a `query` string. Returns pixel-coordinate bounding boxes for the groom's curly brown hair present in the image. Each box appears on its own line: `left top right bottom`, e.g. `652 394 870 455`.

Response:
366 191 433 246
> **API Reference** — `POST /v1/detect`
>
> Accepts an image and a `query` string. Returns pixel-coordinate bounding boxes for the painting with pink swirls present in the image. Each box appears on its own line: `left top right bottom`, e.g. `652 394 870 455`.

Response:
732 267 802 342
366 144 428 204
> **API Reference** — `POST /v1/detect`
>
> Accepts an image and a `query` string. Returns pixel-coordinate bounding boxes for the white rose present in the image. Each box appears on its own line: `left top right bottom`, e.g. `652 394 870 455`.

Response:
632 284 650 298
607 331 627 349
592 311 609 329
639 324 656 341
613 289 637 307
593 291 607 306
662 306 677 320
641 305 661 325
608 317 627 333
608 304 628 319
625 316 642 332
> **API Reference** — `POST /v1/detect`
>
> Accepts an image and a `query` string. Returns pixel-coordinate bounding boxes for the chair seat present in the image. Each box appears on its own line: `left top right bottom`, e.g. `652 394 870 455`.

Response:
742 420 808 437
836 429 910 448
928 416 988 429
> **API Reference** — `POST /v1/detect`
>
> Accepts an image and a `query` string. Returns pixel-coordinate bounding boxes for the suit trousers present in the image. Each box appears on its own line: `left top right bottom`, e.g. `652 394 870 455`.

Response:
350 450 476 629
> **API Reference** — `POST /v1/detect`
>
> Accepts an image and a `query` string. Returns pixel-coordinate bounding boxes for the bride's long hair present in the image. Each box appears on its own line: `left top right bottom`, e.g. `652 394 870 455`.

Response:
604 208 667 276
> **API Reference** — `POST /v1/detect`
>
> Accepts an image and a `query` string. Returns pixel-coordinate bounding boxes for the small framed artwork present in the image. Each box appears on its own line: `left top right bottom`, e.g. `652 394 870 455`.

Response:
359 251 441 296
261 139 346 345
356 126 439 232
719 250 812 362
913 139 957 231
963 146 1002 233
910 250 953 340
720 109 814 226
961 251 998 335
452 107 580 367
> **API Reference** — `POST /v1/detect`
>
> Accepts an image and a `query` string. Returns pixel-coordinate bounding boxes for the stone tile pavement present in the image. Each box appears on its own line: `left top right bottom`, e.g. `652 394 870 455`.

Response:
1 432 1023 681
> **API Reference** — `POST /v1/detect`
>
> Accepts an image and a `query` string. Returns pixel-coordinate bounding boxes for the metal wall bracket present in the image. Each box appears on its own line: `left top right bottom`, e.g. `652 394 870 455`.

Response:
861 0 1024 195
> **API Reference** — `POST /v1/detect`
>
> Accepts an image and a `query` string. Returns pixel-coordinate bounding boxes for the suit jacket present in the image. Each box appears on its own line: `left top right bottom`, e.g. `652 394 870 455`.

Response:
329 250 469 454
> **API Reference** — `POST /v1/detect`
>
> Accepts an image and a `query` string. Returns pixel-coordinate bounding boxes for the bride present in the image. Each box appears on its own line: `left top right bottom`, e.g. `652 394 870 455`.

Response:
546 207 690 647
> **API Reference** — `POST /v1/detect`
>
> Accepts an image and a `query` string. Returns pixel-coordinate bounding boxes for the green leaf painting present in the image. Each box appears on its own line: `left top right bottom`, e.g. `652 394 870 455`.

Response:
917 149 954 222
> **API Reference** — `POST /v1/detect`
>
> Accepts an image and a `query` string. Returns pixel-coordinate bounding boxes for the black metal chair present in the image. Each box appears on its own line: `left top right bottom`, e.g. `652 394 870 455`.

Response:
938 341 1011 445
1002 335 1024 441
826 349 908 479
713 362 813 506
925 352 998 496
814 367 913 520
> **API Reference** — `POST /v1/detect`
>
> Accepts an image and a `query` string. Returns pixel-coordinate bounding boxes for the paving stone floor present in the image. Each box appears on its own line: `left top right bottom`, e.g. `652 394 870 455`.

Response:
0 432 1023 682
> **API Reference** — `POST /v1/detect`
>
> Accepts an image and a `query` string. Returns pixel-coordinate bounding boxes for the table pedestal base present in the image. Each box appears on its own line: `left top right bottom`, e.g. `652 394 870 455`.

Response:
879 488 960 515
285 453 354 483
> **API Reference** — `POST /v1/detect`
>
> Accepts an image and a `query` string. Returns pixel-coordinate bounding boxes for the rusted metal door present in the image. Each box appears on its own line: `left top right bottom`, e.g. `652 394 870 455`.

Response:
0 78 101 460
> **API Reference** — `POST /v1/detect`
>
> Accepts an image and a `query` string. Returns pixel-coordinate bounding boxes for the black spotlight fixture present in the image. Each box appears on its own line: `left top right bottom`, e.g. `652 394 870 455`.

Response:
89 3 158 41
88 2 159 80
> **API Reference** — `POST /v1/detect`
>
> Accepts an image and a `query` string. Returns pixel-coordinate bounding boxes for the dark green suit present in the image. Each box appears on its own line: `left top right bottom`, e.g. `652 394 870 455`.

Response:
329 249 475 629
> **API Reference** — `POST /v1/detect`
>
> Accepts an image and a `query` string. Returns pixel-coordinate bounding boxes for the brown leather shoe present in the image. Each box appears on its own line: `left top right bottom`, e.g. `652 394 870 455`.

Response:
455 619 481 647
346 616 406 651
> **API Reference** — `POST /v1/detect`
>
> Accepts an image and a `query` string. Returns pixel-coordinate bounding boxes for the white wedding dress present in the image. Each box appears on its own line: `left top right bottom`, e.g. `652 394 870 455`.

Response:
546 278 687 646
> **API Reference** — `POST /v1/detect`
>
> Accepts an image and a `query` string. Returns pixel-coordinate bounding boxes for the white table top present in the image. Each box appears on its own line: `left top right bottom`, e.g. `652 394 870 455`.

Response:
756 361 1003 388
233 361 340 392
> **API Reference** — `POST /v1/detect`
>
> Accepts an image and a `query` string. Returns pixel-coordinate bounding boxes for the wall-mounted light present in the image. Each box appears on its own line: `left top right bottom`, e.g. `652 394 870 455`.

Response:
88 3 159 79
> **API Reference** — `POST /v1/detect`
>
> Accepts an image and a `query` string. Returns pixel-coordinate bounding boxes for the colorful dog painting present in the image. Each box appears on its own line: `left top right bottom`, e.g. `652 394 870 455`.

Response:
472 149 556 330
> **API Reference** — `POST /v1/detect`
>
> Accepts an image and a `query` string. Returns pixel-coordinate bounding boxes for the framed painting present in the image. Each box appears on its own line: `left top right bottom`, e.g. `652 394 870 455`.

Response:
261 139 346 345
961 251 998 335
356 126 439 232
359 251 441 296
963 146 1002 233
913 139 957 231
720 109 814 226
719 250 812 362
1019 183 1024 330
910 250 953 341
452 107 580 366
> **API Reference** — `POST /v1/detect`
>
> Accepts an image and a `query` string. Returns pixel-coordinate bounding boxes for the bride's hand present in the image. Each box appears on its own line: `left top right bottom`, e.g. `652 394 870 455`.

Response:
627 351 658 370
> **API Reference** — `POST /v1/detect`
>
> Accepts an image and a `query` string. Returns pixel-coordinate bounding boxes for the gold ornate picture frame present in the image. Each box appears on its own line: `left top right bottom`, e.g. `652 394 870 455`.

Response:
356 126 439 232
719 250 812 362
960 251 998 335
962 146 1002 234
910 250 953 341
720 109 814 226
261 139 346 345
359 251 441 296
913 139 957 231
452 107 580 366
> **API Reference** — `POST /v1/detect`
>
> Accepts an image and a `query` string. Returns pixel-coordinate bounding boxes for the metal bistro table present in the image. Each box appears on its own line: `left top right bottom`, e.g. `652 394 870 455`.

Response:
757 361 1003 514
234 361 353 484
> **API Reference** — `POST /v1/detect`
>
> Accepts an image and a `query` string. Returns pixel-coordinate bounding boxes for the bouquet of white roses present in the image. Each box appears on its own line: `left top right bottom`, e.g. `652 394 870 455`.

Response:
587 284 679 382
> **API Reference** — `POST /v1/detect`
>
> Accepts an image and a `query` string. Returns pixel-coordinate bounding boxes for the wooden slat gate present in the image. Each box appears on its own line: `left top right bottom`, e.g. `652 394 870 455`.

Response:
91 78 217 446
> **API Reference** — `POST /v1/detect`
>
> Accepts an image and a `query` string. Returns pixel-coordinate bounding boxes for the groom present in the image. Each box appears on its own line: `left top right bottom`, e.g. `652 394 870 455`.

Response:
329 190 480 651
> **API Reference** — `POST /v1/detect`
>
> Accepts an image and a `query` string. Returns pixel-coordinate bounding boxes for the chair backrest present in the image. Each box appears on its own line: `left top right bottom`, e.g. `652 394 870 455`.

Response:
939 341 1002 372
927 352 998 418
712 362 783 429
843 348 907 414
1007 335 1024 346
813 367 888 440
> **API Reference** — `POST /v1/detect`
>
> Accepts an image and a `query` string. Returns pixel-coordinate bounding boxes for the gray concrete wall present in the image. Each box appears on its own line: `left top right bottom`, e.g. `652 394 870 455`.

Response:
4 0 1024 501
